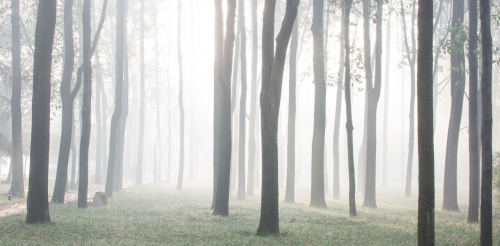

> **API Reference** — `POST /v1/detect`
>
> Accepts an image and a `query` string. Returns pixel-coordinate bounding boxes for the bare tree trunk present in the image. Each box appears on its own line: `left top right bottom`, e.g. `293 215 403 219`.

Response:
136 0 146 186
381 14 391 187
237 0 248 201
176 0 185 191
154 0 163 182
247 0 258 197
332 9 344 200
26 0 57 224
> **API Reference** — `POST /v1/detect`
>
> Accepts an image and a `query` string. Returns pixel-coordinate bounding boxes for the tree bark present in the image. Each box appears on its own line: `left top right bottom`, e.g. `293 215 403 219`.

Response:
381 13 391 187
26 0 57 224
467 0 480 223
154 0 162 182
105 0 125 198
310 0 327 209
284 13 298 204
443 0 465 211
257 0 299 235
9 0 24 198
479 0 492 243
176 0 185 191
77 0 92 208
417 0 435 242
136 0 146 186
247 0 258 197
332 9 344 200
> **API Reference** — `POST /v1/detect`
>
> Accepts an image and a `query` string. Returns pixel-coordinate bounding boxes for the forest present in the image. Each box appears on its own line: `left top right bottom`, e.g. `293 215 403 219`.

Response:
0 0 499 245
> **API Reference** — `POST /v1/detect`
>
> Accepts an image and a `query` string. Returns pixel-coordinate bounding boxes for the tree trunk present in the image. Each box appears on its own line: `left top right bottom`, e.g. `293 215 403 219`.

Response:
479 0 492 243
257 0 299 235
78 0 92 208
284 13 298 204
363 0 382 209
26 0 57 224
381 14 391 187
136 0 146 186
310 0 327 209
94 0 102 185
213 0 236 216
247 0 258 197
343 0 356 217
154 0 162 182
167 9 172 184
443 0 465 211
176 0 185 191
467 0 480 223
105 0 125 198
69 117 77 190
417 0 435 243
237 0 248 201
230 31 240 193
9 0 24 198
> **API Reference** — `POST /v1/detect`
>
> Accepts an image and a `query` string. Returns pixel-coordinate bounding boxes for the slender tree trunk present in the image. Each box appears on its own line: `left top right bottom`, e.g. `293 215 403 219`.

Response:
417 0 435 242
284 14 298 204
78 0 92 208
467 0 480 223
213 0 236 216
247 0 258 196
167 10 172 184
479 0 492 243
94 0 102 185
310 0 327 209
135 0 146 186
26 0 57 224
177 0 185 191
343 0 356 217
443 0 465 211
363 0 383 209
69 117 77 189
212 0 223 209
237 0 248 201
9 0 24 198
154 0 162 182
230 32 240 193
381 14 391 187
105 0 125 198
332 10 344 200
257 0 299 235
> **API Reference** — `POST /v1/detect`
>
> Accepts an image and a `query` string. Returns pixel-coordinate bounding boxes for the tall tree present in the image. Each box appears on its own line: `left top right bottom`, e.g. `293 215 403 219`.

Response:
176 0 186 191
26 0 57 224
443 0 465 211
136 0 146 185
400 0 416 197
381 13 391 187
212 0 224 209
363 0 383 208
467 0 480 223
237 0 248 200
154 0 162 182
332 5 345 200
310 0 327 209
479 0 492 242
343 0 356 217
9 0 24 198
78 0 92 208
213 0 236 216
284 13 298 204
257 0 299 235
247 0 258 196
417 0 434 242
105 0 125 198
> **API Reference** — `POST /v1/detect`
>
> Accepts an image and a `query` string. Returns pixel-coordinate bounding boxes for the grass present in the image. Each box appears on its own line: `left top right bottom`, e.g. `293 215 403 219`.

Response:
0 181 498 245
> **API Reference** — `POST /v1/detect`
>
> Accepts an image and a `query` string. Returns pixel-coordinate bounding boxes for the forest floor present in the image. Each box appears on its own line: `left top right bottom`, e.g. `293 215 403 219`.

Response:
0 179 498 245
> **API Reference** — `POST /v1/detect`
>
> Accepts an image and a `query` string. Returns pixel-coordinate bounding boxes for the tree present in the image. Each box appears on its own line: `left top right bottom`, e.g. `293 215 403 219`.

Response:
105 0 126 198
247 0 258 196
479 0 492 242
26 0 57 224
9 0 24 198
154 0 162 182
176 0 186 191
400 0 416 197
257 0 299 235
310 0 327 209
237 0 248 200
136 0 146 186
467 0 480 223
417 0 434 242
284 12 298 204
78 0 92 208
443 0 465 212
381 12 391 187
343 0 356 217
213 0 236 216
363 0 383 208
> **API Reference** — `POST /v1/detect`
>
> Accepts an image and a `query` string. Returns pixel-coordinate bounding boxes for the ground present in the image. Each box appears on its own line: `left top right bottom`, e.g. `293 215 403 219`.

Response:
0 177 498 245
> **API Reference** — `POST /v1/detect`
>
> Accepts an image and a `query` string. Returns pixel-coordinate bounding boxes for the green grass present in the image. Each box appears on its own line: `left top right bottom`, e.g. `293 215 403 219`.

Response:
1 182 498 245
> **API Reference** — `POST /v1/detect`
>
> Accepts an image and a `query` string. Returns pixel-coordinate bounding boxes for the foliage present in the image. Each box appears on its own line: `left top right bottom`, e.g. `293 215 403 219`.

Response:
0 183 498 245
